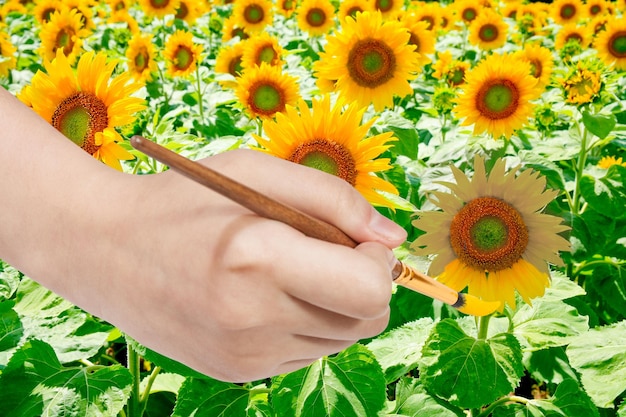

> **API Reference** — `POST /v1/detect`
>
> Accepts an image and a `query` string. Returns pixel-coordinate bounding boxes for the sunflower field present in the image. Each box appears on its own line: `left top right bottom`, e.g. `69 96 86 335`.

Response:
1 0 626 415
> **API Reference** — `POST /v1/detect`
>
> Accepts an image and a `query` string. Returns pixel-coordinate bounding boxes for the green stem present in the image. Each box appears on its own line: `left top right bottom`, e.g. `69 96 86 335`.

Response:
475 395 530 417
139 366 162 416
195 64 205 130
126 343 142 417
571 122 589 216
477 314 492 341
441 113 448 142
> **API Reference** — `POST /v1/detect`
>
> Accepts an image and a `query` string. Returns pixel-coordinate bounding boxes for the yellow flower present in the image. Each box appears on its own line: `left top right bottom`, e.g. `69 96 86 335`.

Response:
411 155 570 310
125 33 158 81
108 10 140 34
106 0 131 14
33 0 62 24
164 30 203 77
555 23 592 50
338 0 373 22
468 9 508 51
235 62 300 119
406 2 441 32
232 0 273 33
399 14 436 66
174 0 205 25
432 50 470 86
38 8 90 65
138 0 181 18
550 0 586 25
215 41 246 88
455 53 542 139
240 31 284 70
586 0 611 19
22 50 145 171
594 17 626 71
314 11 421 111
453 0 482 25
371 0 404 21
513 43 554 90
276 0 298 18
598 155 626 169
559 60 603 105
296 0 336 37
253 95 400 209
222 15 251 42
0 30 17 78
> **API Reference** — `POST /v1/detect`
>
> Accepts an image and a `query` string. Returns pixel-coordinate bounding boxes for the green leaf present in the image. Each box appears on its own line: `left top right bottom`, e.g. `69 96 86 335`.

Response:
13 278 112 363
579 166 626 219
513 298 589 351
419 319 524 409
171 377 251 417
392 377 465 417
271 344 387 417
126 336 208 379
523 347 579 385
367 318 434 383
0 300 22 356
582 110 617 139
0 262 21 300
0 339 132 417
566 320 626 407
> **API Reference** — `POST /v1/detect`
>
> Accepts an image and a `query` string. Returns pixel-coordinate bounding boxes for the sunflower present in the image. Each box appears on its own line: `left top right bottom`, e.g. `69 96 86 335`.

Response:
240 31 284 70
235 62 300 119
253 95 400 208
515 3 549 38
33 0 61 24
125 32 157 81
555 23 592 50
411 155 570 310
38 8 90 65
296 0 336 37
0 30 17 78
174 0 204 24
407 2 441 32
454 0 482 25
22 50 145 171
438 4 456 32
468 8 508 51
276 0 298 18
559 60 603 105
64 0 96 31
398 16 435 66
215 41 246 88
106 0 131 13
232 0 273 33
586 0 610 19
164 29 203 77
432 50 470 87
222 15 251 42
109 9 140 34
371 0 404 21
594 17 626 71
513 43 554 89
598 155 626 168
338 0 373 22
138 0 180 18
455 53 542 139
550 0 585 25
314 11 421 112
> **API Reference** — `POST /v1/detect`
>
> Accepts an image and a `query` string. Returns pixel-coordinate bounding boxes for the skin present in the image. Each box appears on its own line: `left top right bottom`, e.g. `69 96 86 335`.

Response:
0 87 407 382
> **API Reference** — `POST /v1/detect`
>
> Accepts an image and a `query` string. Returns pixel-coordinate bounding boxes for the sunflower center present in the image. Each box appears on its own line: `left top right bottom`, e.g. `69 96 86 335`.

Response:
348 38 396 88
288 139 357 185
448 66 466 86
250 83 284 114
134 48 149 71
590 5 601 15
462 7 477 22
421 16 435 30
529 59 542 79
244 4 265 24
476 79 519 120
565 33 583 44
346 6 362 18
150 0 170 9
174 46 193 70
479 24 498 42
228 55 244 76
306 8 326 27
55 28 75 56
282 0 294 11
51 92 109 155
408 33 421 52
175 3 189 19
257 45 277 65
376 0 393 12
449 196 528 272
609 31 626 58
560 4 576 19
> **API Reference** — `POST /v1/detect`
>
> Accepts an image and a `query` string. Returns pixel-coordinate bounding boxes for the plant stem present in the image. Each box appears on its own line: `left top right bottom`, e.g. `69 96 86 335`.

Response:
477 313 492 341
126 343 142 417
139 366 162 416
571 121 589 216
195 64 205 130
475 395 530 417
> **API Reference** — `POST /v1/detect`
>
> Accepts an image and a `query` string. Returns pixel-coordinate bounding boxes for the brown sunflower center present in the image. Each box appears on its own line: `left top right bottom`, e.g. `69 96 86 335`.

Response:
421 16 435 30
347 38 396 88
479 24 499 42
51 92 109 155
408 33 421 52
609 31 626 58
257 44 277 65
41 7 56 22
231 26 249 40
346 6 362 18
134 47 149 71
150 0 171 9
282 0 295 11
173 45 194 70
560 4 576 19
306 7 327 27
244 4 265 24
565 33 583 44
375 0 393 13
228 55 244 76
55 27 76 56
529 59 543 79
589 4 601 15
475 79 520 120
449 196 528 272
448 65 466 86
288 139 357 185
175 2 189 19
249 82 284 115
462 7 477 22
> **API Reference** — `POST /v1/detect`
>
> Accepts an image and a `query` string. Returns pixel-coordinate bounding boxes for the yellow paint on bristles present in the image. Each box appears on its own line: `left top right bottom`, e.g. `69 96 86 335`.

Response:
455 294 501 316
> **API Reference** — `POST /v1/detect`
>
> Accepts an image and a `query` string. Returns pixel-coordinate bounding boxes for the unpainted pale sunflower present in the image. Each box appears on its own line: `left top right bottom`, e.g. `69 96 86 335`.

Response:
314 11 421 111
232 0 274 33
559 60 603 105
215 41 246 89
164 29 203 77
594 17 626 71
33 0 61 24
138 0 181 18
468 8 508 51
399 14 436 66
22 50 145 171
598 155 626 168
550 0 585 25
555 23 592 50
240 31 284 70
513 42 554 89
125 32 158 81
411 155 570 310
222 15 251 42
0 30 17 78
39 8 91 65
338 0 373 22
235 62 300 119
253 95 400 208
455 53 542 139
296 0 336 37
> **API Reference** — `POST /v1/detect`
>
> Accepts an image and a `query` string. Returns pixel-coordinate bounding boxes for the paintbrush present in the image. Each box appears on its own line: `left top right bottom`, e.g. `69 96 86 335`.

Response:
130 135 500 316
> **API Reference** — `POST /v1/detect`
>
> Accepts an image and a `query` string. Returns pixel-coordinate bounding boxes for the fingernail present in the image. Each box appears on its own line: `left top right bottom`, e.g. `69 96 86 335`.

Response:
369 211 407 243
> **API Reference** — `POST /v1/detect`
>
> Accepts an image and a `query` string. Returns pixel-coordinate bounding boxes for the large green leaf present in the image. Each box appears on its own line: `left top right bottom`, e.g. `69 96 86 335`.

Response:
566 320 626 408
391 377 464 417
523 347 579 386
0 300 22 356
270 344 387 417
582 110 617 140
0 262 21 300
171 377 251 417
126 336 208 379
367 317 434 383
579 165 626 220
13 278 112 363
0 339 132 417
419 319 524 409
